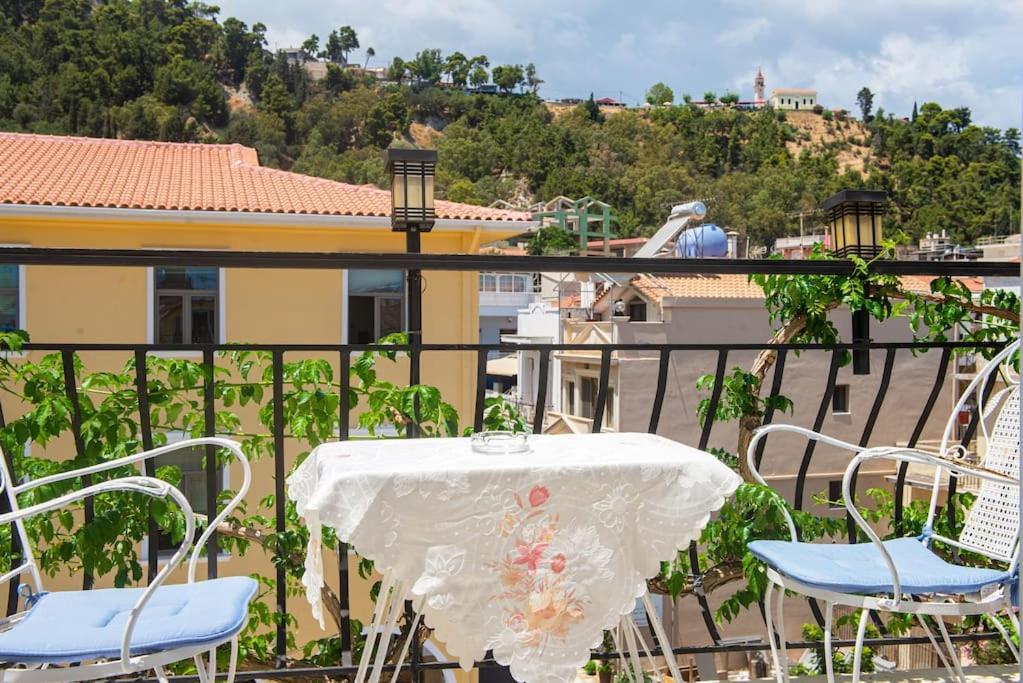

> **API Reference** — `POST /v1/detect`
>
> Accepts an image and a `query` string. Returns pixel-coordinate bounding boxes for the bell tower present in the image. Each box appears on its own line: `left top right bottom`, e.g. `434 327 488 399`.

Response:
754 68 765 102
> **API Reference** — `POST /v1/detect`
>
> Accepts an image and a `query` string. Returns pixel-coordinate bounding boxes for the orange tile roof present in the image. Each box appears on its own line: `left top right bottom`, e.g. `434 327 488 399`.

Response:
0 133 530 222
632 274 764 300
898 275 985 295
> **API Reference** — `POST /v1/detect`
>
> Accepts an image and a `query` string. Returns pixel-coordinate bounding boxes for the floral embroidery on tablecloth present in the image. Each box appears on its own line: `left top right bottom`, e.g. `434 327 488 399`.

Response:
487 485 585 654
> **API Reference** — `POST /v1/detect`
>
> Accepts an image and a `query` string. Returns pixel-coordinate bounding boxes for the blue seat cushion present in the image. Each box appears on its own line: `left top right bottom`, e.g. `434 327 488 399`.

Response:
748 537 1012 596
0 576 257 664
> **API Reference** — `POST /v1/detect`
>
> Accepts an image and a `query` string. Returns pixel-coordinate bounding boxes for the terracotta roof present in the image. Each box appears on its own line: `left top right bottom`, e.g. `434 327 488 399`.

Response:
898 275 985 295
0 133 530 222
632 274 764 301
771 88 817 95
585 238 648 248
624 273 986 303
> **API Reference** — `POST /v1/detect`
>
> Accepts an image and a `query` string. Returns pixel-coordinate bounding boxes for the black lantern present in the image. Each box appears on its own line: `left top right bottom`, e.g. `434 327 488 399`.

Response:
822 189 887 375
385 148 436 232
821 189 886 259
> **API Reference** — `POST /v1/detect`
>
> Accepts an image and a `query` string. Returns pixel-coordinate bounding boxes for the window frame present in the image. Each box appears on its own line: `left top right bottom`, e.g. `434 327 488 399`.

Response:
832 383 851 415
343 269 407 344
147 265 226 351
0 262 26 335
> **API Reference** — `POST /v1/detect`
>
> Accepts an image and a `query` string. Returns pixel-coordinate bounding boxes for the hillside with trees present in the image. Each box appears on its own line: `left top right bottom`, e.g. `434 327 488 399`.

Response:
0 1 1018 246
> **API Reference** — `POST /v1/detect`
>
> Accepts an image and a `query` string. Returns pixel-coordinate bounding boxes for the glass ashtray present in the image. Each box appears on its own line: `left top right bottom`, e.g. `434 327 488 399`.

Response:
470 431 531 455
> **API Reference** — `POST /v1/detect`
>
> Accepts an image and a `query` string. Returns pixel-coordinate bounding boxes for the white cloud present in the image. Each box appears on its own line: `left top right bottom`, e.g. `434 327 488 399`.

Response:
715 17 770 45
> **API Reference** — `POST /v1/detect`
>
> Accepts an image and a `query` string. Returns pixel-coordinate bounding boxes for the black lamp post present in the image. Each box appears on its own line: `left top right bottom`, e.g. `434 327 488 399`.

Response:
386 148 437 433
822 189 887 374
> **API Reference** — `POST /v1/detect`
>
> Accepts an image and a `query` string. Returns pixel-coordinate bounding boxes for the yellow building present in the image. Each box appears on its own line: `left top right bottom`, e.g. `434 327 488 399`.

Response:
0 132 534 672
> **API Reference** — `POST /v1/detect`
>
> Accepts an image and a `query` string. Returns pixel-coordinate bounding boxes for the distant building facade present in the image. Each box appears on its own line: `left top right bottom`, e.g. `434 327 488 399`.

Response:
770 87 817 110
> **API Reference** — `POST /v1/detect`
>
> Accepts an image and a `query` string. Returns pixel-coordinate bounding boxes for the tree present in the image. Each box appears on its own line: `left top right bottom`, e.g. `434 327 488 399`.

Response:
300 35 319 62
364 46 375 68
682 93 692 104
524 63 542 93
526 226 578 255
645 82 674 106
491 64 524 93
408 49 444 86
468 56 489 88
856 86 874 121
444 51 470 88
702 90 716 103
324 26 359 64
582 92 604 122
911 100 918 122
386 57 407 83
719 90 739 106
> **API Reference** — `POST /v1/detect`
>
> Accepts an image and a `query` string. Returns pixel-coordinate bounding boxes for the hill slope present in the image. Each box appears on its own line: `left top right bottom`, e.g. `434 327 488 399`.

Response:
0 1 1018 245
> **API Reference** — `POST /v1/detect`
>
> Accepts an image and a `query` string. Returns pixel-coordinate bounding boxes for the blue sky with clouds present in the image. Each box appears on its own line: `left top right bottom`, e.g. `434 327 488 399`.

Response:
215 0 1022 130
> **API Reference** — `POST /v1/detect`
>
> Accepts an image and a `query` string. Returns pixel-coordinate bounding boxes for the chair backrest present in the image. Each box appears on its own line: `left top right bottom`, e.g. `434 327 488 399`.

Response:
928 340 1020 566
0 452 44 597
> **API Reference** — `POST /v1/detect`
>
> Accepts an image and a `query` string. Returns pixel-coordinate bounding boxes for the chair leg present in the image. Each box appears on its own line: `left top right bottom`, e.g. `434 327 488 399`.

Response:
154 665 171 683
851 609 869 683
194 653 210 683
822 601 835 683
988 608 1019 662
916 614 958 680
934 615 967 683
764 581 784 683
774 583 791 683
226 637 240 683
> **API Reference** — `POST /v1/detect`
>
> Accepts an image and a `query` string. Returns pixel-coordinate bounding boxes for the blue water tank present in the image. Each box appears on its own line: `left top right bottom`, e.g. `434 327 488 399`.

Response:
675 223 729 258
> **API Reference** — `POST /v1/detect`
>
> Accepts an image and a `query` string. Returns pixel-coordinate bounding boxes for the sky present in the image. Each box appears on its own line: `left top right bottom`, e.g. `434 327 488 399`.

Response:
215 0 1022 131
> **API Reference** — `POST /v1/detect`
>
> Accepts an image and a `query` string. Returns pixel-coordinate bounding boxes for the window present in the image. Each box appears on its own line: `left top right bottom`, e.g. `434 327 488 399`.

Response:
480 273 497 292
566 381 575 415
348 270 405 344
832 384 850 414
628 300 647 322
827 480 843 509
580 377 598 419
153 440 223 553
0 265 20 332
606 387 615 428
154 267 218 344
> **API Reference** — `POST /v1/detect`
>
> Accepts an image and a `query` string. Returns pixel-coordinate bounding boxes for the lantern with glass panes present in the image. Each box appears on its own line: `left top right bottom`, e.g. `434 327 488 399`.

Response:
821 189 887 374
385 148 436 233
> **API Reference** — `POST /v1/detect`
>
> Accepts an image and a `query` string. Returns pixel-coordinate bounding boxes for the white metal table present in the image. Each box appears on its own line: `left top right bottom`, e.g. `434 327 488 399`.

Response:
288 432 741 683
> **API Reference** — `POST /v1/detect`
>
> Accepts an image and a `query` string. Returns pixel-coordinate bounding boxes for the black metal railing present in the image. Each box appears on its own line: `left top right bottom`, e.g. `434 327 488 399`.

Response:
0 248 1016 681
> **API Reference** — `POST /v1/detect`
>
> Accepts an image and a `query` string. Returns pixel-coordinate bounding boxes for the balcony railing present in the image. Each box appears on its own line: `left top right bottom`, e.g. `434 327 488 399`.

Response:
0 247 1017 682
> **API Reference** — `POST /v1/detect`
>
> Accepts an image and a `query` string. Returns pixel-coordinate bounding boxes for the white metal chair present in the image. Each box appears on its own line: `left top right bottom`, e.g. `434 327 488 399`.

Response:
746 340 1020 683
0 437 254 683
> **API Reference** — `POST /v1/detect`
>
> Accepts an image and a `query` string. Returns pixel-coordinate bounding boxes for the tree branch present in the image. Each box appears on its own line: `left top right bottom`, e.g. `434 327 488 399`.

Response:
647 561 745 597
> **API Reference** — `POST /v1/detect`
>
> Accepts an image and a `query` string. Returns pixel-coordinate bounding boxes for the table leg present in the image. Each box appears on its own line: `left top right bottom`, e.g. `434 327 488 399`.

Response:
643 592 685 683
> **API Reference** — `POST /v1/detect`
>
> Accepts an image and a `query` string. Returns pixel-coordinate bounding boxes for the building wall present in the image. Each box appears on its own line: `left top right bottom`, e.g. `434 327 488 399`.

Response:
0 211 516 676
770 92 817 110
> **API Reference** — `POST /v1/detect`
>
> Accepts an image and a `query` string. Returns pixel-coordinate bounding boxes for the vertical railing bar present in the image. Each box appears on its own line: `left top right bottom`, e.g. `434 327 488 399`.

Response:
753 348 788 469
271 350 288 667
531 350 550 435
473 350 487 433
689 541 722 643
133 349 158 584
0 393 21 615
647 349 671 434
338 350 352 665
846 348 896 543
60 349 92 591
202 347 217 579
792 350 841 514
698 350 729 451
590 349 612 433
894 348 951 535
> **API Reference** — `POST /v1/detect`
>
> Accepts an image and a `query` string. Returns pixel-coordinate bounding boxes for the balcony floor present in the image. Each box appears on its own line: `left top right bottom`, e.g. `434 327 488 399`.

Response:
743 666 1019 683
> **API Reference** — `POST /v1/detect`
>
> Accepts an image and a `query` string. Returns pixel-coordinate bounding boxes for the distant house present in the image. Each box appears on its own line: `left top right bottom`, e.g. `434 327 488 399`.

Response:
770 87 817 111
594 97 626 108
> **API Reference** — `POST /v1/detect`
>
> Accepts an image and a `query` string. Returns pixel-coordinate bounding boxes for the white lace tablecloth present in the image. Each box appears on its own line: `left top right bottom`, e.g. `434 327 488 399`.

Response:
288 432 741 683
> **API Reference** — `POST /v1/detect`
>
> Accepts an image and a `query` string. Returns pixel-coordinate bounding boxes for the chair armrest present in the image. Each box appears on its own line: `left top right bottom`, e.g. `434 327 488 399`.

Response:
0 475 198 671
746 424 864 542
9 438 251 584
